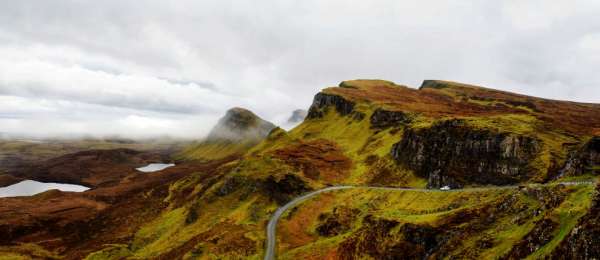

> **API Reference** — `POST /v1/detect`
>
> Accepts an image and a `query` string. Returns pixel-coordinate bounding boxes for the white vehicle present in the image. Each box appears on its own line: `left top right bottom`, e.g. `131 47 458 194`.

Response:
440 186 451 191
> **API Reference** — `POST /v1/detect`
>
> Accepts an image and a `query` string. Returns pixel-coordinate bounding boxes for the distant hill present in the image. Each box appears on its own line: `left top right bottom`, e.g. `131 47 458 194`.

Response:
3 80 600 259
287 109 307 124
177 107 276 161
13 148 163 188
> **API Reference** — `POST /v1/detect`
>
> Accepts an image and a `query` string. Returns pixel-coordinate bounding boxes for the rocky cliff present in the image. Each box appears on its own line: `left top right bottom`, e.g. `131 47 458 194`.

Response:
3 79 600 259
560 136 600 177
392 119 541 188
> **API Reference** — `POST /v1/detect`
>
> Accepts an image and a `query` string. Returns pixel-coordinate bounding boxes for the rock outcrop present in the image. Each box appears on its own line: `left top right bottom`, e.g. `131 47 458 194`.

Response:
392 119 541 188
260 174 310 205
338 216 444 259
560 136 600 177
552 184 600 259
206 107 275 141
503 218 558 259
370 108 414 129
316 207 360 237
306 93 355 119
287 109 308 124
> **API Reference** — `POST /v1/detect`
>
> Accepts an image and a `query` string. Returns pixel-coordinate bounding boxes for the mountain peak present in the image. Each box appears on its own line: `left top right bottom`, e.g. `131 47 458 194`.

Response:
206 107 276 141
287 109 308 124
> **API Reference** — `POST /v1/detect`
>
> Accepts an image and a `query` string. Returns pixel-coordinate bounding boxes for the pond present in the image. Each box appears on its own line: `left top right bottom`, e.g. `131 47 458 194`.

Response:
0 180 90 198
136 163 175 173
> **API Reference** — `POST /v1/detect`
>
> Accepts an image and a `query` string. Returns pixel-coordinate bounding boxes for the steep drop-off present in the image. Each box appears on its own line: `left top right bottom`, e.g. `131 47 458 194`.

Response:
2 79 600 259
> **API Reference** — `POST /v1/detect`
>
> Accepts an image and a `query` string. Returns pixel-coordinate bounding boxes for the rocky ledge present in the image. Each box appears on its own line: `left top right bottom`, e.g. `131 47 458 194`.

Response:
370 108 414 129
307 93 356 119
392 119 541 188
560 136 600 177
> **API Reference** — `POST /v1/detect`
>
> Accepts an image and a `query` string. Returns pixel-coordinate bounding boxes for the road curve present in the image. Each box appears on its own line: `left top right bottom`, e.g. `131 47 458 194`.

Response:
263 181 594 260
264 186 353 260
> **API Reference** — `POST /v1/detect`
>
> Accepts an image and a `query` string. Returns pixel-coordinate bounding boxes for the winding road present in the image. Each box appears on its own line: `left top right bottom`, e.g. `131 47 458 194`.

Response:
263 181 594 260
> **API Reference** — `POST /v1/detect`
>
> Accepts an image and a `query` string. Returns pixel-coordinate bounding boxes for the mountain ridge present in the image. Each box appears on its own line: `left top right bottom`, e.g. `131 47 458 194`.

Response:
1 79 599 259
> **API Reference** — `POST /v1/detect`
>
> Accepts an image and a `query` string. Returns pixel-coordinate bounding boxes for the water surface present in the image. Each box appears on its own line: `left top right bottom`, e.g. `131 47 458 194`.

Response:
136 163 175 173
0 180 90 198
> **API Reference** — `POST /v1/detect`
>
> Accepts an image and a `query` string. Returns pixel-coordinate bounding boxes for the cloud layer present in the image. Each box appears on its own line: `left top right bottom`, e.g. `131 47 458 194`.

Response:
1 0 599 138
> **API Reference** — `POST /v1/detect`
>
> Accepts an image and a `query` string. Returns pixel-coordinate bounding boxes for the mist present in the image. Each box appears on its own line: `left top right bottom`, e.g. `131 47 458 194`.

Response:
1 0 600 139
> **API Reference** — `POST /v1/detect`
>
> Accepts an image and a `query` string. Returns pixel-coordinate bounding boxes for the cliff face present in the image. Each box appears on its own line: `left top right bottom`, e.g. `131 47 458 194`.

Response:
560 137 600 177
392 119 541 188
309 79 600 187
3 79 600 259
307 93 361 120
370 108 414 129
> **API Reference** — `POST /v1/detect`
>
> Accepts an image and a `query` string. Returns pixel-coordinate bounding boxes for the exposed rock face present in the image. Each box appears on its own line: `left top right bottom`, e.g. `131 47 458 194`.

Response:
287 109 308 124
503 218 558 259
552 184 600 259
392 120 541 188
370 108 413 129
560 136 600 177
260 174 310 205
419 79 451 90
316 207 360 237
206 107 276 141
306 93 355 119
338 216 443 259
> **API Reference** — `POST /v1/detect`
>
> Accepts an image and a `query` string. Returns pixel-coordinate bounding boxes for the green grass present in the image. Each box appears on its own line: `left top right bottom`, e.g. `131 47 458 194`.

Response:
132 207 187 257
84 244 132 260
463 114 538 135
284 107 423 186
176 139 257 161
274 184 598 259
526 185 594 259
0 243 60 260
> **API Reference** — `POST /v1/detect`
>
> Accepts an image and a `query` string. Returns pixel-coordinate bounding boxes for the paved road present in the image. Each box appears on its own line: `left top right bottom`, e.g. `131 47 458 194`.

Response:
263 181 594 260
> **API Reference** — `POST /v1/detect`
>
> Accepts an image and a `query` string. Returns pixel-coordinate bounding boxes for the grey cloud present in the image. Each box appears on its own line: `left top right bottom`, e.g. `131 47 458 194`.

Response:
0 0 599 138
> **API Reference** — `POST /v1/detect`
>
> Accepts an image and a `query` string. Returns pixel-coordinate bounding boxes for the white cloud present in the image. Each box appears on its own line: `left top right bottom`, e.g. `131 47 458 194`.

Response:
0 0 599 138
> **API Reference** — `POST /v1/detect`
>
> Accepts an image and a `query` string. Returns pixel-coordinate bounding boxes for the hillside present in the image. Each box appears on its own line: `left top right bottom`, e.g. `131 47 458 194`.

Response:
12 149 165 188
2 79 600 259
0 138 183 176
177 107 276 162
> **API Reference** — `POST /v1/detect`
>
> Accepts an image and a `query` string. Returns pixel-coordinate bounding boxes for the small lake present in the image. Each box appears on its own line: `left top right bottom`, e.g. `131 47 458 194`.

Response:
136 163 175 173
0 180 90 198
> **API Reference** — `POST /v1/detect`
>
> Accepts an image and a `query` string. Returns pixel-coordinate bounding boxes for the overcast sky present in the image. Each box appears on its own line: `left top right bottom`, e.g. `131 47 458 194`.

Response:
1 0 599 139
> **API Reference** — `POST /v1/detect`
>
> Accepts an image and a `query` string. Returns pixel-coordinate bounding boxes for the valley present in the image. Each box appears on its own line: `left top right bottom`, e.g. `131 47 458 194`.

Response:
1 79 599 259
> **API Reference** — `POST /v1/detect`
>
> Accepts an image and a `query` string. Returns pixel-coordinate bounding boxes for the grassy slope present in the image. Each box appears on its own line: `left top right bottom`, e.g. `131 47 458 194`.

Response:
278 184 594 259
7 79 598 259
175 139 259 162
